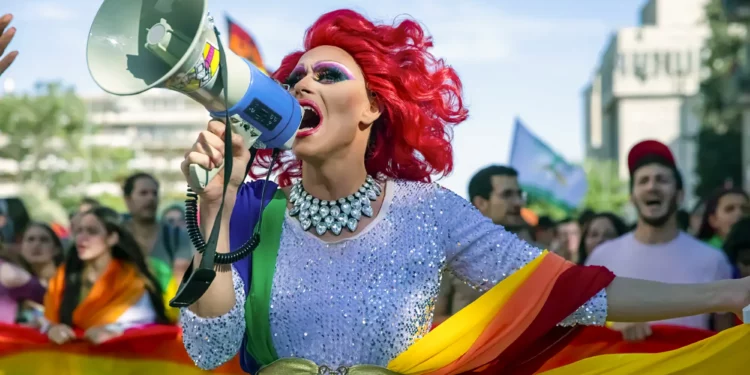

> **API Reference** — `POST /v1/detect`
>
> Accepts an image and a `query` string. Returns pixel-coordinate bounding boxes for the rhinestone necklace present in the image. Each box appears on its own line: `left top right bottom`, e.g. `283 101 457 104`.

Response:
289 175 382 236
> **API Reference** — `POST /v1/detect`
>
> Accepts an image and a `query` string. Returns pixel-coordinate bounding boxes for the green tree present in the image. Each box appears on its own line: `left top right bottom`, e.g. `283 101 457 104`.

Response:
0 82 135 219
526 198 569 221
696 0 746 198
580 159 630 215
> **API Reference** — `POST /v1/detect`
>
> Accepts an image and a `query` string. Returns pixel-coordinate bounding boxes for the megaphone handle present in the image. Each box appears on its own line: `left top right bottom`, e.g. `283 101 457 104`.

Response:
188 163 222 191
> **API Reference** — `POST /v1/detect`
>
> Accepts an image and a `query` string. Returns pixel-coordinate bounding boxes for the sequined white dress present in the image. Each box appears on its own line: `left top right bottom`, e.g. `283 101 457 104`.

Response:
181 180 608 370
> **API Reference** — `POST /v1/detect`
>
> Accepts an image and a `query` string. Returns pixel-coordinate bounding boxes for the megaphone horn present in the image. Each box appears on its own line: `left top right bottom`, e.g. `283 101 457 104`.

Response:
86 0 302 189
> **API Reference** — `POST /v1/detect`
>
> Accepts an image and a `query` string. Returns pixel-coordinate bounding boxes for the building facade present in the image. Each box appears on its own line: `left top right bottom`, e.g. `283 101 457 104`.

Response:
84 91 211 196
0 89 210 198
583 0 710 206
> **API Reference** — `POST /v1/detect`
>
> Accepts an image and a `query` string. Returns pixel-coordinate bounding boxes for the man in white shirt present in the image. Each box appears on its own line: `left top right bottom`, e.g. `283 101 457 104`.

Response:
586 140 733 340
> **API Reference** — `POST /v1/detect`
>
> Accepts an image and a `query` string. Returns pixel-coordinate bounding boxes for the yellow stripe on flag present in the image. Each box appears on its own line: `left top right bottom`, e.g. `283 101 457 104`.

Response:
387 252 549 374
539 324 750 375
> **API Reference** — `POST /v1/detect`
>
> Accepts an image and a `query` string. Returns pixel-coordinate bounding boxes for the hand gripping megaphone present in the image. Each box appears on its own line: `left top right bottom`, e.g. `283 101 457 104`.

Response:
86 0 302 190
86 0 303 307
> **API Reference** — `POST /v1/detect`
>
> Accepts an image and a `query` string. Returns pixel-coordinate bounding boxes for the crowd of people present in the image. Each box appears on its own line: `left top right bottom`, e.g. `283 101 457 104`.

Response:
0 172 191 344
4 139 745 345
436 139 750 340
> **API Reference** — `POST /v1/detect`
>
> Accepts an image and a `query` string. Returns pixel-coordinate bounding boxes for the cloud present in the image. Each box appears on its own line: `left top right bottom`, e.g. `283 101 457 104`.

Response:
23 1 78 21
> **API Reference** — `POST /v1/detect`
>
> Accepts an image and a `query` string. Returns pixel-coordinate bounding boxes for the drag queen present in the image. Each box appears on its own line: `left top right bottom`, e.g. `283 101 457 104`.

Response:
180 9 750 375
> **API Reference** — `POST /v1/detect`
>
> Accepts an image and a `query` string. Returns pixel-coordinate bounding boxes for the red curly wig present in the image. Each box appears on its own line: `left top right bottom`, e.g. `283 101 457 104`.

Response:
250 9 469 186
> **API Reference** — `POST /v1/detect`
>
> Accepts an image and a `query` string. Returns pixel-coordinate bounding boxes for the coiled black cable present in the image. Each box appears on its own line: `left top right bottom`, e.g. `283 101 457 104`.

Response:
184 147 280 264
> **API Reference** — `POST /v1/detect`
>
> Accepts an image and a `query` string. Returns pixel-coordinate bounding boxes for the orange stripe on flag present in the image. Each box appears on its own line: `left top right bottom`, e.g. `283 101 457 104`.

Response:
388 252 566 374
435 253 572 374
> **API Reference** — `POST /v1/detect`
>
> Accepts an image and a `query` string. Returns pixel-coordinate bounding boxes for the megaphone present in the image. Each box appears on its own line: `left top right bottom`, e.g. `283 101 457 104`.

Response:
86 0 302 190
87 0 302 307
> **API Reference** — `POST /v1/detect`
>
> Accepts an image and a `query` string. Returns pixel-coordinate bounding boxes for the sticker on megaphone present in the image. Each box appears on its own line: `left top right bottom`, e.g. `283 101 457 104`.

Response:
86 0 303 189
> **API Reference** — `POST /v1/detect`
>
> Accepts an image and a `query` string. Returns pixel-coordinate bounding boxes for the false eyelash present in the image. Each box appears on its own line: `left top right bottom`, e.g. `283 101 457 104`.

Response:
315 67 348 83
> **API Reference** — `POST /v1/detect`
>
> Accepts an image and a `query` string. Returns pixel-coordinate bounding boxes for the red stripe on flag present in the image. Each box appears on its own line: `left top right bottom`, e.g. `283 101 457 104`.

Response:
535 324 715 372
0 323 243 374
479 265 616 374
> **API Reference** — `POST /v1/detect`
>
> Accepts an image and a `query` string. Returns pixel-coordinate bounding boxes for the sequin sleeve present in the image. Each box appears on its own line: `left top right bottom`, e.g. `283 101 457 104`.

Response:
434 185 608 326
179 267 246 370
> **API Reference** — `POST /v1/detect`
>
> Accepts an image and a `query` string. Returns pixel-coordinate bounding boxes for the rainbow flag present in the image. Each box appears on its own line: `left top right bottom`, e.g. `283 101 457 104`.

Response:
385 250 750 374
0 323 243 374
226 16 268 74
386 251 615 374
536 325 715 372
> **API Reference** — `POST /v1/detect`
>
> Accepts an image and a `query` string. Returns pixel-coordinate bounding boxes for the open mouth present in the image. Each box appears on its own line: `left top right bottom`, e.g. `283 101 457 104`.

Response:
297 100 322 136
645 199 661 208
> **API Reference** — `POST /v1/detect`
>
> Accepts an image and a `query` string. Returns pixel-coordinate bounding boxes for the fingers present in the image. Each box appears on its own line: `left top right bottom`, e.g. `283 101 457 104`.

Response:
49 325 75 344
0 14 12 40
181 119 252 185
0 14 15 56
180 123 226 182
207 118 226 134
60 324 75 338
0 51 17 76
209 119 250 157
622 323 651 342
231 132 249 157
0 14 17 77
196 131 225 166
640 323 652 339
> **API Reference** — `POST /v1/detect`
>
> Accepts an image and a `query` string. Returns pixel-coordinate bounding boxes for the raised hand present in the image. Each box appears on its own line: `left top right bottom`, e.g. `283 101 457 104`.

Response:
0 14 17 77
181 119 252 205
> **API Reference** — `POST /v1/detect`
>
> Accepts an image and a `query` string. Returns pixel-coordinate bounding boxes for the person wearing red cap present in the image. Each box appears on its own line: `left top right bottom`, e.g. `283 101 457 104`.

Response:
586 140 733 340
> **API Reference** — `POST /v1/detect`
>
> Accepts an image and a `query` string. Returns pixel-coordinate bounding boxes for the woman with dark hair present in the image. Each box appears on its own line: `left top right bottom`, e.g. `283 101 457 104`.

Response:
15 223 65 327
43 207 169 345
696 188 750 248
20 223 64 284
577 212 629 265
177 9 750 375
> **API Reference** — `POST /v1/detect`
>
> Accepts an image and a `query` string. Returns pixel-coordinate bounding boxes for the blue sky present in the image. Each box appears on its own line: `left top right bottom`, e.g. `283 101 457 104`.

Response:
2 0 645 196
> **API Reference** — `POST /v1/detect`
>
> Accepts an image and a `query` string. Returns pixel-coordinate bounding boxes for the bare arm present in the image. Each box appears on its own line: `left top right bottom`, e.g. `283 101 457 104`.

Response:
172 259 189 285
606 277 733 322
0 262 31 289
187 194 238 317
